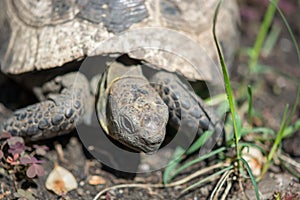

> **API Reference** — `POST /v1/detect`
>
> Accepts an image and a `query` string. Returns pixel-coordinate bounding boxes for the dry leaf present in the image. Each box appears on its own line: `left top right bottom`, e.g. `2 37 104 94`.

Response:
45 164 78 195
88 175 106 185
242 146 266 177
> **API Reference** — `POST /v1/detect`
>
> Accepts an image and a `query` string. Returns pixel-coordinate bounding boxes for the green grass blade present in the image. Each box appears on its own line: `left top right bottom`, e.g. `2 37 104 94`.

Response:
261 23 281 56
247 85 253 124
286 84 300 126
259 104 289 180
249 0 280 72
213 0 241 161
282 119 300 138
239 142 266 155
240 127 276 138
163 146 185 184
186 130 214 155
294 119 300 131
273 2 300 65
267 104 289 161
273 1 300 134
241 157 260 200
168 147 226 183
271 1 300 137
241 0 299 181
205 93 227 106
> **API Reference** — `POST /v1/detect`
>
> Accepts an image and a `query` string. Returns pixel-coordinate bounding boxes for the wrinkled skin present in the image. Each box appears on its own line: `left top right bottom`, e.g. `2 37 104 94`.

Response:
107 76 169 152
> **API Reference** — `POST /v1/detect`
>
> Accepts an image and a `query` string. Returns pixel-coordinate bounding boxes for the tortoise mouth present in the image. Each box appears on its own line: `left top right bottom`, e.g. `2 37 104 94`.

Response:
111 127 166 153
139 133 165 153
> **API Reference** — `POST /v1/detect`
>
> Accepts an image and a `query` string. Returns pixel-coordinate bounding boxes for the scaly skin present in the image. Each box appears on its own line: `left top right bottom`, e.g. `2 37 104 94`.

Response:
150 71 224 153
106 75 169 152
97 63 169 153
0 72 91 141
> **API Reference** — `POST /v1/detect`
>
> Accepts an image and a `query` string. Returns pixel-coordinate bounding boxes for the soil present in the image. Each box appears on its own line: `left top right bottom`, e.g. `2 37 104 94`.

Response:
0 0 300 199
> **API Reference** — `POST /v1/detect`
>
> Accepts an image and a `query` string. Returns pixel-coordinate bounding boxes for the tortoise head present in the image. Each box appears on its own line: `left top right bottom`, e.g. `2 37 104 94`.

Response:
106 77 169 153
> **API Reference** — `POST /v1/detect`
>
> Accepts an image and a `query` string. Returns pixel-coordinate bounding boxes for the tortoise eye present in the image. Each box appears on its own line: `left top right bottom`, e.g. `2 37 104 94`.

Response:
120 115 135 134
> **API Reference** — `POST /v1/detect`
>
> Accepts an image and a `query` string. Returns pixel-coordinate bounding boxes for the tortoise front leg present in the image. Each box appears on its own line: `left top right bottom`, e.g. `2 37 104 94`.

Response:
150 71 224 154
0 72 92 141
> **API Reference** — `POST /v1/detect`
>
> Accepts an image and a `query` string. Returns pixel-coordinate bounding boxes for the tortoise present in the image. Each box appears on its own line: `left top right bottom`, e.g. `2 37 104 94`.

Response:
0 0 239 153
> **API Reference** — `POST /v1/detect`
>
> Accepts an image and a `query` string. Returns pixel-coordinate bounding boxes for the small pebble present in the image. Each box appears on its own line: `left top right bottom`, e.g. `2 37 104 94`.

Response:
88 175 106 185
79 181 85 186
77 188 84 196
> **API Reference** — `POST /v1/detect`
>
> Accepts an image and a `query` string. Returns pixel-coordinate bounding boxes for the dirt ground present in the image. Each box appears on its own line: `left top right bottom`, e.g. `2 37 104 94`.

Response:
0 0 300 199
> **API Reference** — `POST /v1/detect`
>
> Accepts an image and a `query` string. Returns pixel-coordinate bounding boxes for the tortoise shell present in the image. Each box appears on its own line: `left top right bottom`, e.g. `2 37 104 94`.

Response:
0 0 239 81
